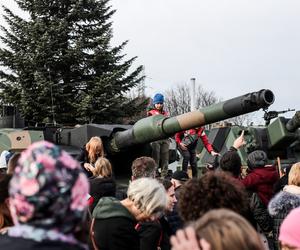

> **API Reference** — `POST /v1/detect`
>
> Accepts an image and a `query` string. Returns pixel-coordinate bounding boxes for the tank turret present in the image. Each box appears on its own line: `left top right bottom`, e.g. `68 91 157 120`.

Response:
0 129 44 153
0 89 275 176
198 107 300 173
267 111 300 150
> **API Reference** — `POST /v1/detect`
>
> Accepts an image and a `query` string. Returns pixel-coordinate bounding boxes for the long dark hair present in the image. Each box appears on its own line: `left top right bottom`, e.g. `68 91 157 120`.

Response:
0 174 13 229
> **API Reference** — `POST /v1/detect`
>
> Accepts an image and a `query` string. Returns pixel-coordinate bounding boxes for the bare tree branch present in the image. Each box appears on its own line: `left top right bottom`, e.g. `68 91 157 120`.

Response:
165 82 252 126
165 82 218 116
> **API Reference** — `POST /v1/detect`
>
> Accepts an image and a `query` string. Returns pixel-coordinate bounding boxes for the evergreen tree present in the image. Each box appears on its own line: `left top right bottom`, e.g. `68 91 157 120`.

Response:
0 0 144 124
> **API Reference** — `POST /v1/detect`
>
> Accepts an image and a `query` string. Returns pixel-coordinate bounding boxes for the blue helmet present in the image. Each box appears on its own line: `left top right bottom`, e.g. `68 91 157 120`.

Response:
153 93 164 104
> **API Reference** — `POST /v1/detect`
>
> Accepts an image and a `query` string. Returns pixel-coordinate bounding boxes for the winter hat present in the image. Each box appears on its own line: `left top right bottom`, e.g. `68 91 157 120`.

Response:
247 150 267 170
9 141 89 233
153 93 164 104
279 207 300 248
172 170 189 182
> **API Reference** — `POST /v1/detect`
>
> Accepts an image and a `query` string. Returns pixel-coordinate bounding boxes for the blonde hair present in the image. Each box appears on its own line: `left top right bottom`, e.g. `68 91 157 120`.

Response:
288 162 300 186
127 178 167 217
86 137 104 164
194 209 264 250
92 157 112 177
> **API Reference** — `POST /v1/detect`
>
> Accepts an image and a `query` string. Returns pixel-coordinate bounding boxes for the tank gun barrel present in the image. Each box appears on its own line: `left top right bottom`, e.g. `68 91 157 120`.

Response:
110 89 274 152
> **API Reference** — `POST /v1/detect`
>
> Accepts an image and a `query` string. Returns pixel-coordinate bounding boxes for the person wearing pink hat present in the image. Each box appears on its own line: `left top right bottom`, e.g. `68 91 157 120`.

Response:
268 162 300 249
279 207 300 250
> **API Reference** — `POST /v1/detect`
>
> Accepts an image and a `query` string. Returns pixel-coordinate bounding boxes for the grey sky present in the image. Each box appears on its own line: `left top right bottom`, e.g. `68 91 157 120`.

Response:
1 0 299 117
110 0 300 114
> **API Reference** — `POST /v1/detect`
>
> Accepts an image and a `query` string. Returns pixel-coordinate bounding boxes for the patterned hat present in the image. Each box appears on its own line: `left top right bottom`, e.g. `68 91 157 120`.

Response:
9 141 89 234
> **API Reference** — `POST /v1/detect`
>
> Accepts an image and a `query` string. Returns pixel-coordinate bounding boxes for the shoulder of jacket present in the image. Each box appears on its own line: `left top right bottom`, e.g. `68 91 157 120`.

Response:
268 191 300 216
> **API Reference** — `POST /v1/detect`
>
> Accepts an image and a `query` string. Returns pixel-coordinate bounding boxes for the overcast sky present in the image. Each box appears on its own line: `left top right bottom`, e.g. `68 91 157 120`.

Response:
1 0 299 119
109 0 300 114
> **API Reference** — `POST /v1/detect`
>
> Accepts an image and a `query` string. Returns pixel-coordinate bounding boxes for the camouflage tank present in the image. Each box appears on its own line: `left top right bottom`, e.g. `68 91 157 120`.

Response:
0 128 44 153
0 89 274 177
198 108 300 173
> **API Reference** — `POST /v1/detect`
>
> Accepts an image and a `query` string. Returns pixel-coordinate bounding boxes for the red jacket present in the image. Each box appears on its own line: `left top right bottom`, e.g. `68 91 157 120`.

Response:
147 108 168 117
175 128 213 153
241 165 279 206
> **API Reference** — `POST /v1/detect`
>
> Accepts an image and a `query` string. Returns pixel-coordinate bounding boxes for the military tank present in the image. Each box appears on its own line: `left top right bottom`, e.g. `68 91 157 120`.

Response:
0 89 274 177
198 107 300 173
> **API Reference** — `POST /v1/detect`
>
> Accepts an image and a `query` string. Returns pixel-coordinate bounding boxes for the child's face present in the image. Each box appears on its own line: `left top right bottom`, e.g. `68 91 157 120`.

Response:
154 103 163 110
166 185 177 212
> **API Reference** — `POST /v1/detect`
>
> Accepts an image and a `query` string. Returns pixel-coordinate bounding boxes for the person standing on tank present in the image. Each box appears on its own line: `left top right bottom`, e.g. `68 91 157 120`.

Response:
175 128 219 177
147 93 170 177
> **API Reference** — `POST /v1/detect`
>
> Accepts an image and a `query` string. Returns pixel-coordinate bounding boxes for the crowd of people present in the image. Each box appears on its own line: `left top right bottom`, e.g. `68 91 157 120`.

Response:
0 134 299 250
0 93 299 250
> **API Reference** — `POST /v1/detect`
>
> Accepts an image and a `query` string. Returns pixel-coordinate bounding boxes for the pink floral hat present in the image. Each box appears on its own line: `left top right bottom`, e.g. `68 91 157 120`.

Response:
8 141 89 242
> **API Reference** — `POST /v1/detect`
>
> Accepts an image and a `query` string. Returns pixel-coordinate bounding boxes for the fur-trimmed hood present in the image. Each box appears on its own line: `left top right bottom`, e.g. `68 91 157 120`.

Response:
283 185 300 195
268 187 300 217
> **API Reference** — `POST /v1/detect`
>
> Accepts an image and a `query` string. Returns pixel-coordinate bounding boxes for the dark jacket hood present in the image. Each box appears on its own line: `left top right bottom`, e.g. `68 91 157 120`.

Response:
92 196 135 221
89 177 116 197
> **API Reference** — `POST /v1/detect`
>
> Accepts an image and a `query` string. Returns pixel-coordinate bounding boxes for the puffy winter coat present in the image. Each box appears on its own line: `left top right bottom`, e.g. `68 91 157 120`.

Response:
268 185 300 250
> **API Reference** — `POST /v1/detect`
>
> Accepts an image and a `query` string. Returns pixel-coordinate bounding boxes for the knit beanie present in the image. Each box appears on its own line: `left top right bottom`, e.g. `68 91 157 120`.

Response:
279 207 300 248
153 93 164 104
247 150 267 170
